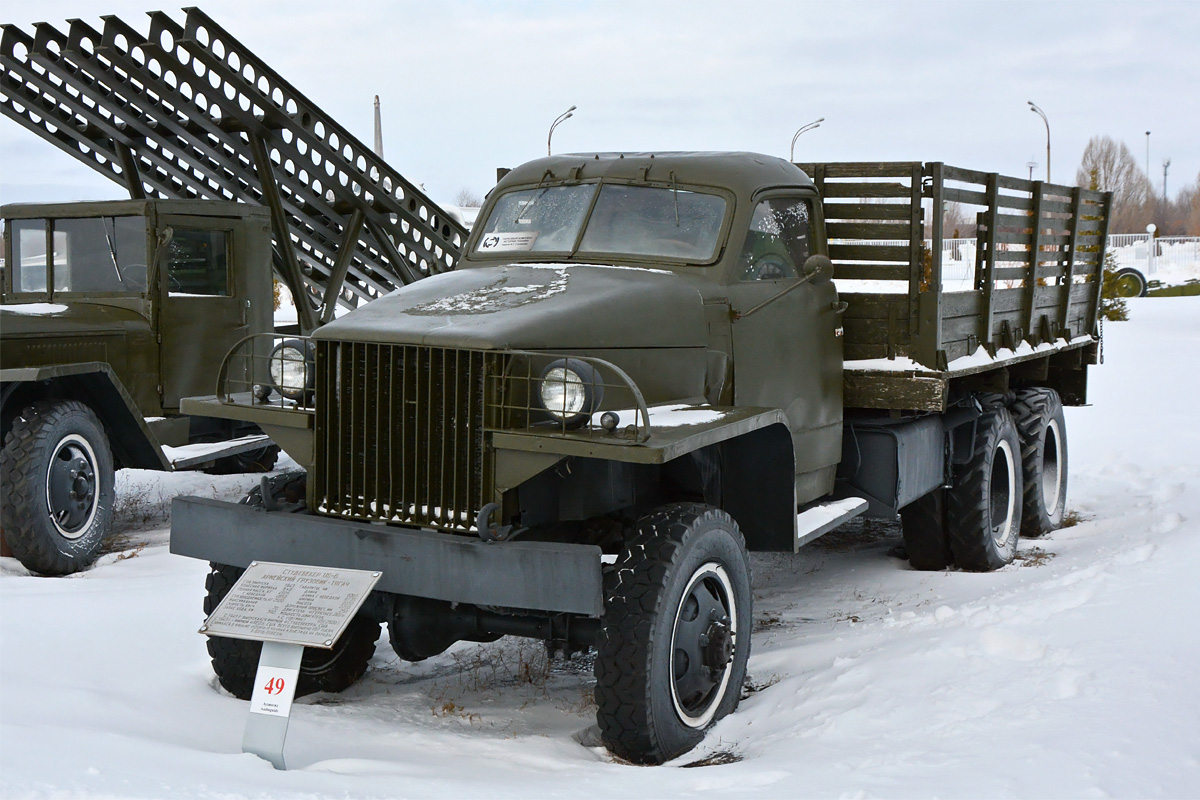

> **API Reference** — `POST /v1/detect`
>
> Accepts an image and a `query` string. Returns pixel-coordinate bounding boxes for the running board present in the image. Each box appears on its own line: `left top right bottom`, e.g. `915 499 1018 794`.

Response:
163 434 273 470
794 497 869 551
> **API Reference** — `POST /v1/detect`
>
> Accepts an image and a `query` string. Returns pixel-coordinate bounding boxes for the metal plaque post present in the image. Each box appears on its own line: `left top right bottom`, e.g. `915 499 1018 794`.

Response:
199 561 382 770
242 641 304 769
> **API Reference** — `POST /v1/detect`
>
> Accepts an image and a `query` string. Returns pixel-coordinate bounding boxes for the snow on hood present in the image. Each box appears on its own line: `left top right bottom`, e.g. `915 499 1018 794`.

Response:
316 263 708 351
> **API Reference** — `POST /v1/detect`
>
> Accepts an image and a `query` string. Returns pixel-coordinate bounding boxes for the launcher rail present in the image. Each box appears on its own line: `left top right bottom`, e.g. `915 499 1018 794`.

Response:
1 8 466 332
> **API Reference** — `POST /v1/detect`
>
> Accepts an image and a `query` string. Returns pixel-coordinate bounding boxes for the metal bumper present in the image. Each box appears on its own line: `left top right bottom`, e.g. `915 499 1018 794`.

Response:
169 497 604 616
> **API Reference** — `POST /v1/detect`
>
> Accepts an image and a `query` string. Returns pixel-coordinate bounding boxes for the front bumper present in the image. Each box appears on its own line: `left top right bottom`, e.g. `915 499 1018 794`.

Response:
170 496 604 616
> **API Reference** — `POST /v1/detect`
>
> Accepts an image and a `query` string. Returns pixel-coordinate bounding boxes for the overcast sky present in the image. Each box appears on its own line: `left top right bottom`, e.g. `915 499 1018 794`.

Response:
2 0 1196 209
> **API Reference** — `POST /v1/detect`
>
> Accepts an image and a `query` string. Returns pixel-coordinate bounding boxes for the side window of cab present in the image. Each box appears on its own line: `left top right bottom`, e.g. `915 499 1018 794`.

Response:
165 229 229 295
8 216 149 296
737 198 813 281
10 218 49 294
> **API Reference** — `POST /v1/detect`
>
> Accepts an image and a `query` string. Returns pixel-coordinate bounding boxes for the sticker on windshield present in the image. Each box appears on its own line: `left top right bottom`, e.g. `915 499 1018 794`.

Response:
478 232 539 252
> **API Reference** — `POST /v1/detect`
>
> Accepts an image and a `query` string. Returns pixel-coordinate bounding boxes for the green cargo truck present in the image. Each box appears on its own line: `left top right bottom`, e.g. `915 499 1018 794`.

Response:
1 199 280 575
170 152 1111 763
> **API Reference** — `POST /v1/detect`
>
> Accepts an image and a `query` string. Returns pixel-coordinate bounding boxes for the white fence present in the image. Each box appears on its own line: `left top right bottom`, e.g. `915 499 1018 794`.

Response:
833 235 1200 292
1106 236 1200 281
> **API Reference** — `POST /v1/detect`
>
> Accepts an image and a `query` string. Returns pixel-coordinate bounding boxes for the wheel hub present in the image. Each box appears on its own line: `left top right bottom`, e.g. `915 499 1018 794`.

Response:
670 563 739 729
701 620 734 670
46 437 99 538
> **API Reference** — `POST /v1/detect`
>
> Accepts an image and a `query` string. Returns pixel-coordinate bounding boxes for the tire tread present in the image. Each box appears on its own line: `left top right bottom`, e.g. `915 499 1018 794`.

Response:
0 400 113 575
595 502 748 764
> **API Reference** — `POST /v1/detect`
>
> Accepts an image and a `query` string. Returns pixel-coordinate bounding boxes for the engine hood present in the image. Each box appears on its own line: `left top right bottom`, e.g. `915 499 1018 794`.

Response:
315 264 708 350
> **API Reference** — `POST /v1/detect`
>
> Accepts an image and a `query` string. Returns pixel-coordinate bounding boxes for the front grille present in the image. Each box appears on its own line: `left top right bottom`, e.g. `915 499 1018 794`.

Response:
313 341 505 530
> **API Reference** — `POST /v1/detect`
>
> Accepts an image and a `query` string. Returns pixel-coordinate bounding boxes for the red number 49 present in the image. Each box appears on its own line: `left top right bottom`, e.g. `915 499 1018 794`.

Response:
263 677 286 695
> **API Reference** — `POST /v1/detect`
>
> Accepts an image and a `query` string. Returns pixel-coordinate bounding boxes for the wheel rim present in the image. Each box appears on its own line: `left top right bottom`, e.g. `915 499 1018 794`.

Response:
1042 419 1063 516
989 439 1017 546
669 562 738 729
44 433 101 539
1114 273 1143 297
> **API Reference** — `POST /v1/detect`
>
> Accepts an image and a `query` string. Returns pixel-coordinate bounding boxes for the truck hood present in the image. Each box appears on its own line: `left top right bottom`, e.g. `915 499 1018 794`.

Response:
314 264 708 350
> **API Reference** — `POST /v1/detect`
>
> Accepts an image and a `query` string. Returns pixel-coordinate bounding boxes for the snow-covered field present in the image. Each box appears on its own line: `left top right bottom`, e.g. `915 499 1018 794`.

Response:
2 298 1198 799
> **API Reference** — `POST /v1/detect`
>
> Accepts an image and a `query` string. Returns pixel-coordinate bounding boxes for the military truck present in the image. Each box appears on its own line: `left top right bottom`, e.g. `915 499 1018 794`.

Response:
169 152 1109 763
0 9 465 578
0 199 286 575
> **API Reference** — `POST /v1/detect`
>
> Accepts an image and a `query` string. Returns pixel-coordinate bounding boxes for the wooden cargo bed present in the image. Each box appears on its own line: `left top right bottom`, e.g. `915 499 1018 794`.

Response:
796 162 1112 412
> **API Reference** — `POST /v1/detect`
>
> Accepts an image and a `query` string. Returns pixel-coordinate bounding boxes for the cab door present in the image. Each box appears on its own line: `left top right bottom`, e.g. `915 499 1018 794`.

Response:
157 215 259 410
724 195 843 504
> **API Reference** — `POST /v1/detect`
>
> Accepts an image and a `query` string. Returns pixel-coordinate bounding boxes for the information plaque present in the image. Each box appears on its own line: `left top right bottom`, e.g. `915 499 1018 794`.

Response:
198 561 382 770
200 561 381 648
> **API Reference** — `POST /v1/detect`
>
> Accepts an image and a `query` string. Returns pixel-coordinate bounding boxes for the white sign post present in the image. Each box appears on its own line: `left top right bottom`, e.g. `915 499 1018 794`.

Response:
200 561 382 770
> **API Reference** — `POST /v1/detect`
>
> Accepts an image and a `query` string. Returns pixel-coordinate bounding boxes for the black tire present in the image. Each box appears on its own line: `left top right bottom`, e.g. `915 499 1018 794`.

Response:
900 488 952 570
1113 267 1148 298
1011 388 1068 537
0 401 114 576
946 404 1023 571
595 503 752 764
203 562 381 700
238 469 308 512
205 444 280 475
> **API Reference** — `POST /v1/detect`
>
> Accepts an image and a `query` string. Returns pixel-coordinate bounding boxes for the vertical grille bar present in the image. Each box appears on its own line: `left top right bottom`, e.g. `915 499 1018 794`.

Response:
314 341 494 530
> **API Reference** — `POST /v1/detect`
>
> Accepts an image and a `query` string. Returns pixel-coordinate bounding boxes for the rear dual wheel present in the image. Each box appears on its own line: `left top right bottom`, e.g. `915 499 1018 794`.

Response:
1011 388 1068 538
947 404 1023 571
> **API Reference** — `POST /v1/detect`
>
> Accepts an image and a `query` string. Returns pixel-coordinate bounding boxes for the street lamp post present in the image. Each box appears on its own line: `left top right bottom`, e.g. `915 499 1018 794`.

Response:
1145 131 1151 183
789 118 824 162
547 105 576 156
1027 102 1050 182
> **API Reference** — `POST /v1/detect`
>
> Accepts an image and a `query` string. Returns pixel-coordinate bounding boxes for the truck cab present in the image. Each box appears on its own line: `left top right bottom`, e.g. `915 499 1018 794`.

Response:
1 199 278 575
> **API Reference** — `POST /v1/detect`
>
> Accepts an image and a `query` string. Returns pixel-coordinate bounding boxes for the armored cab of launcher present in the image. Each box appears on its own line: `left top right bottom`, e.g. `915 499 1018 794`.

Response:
1 199 279 575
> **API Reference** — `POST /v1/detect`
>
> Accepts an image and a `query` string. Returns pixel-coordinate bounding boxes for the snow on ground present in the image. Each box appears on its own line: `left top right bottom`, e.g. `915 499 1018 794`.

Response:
2 299 1199 799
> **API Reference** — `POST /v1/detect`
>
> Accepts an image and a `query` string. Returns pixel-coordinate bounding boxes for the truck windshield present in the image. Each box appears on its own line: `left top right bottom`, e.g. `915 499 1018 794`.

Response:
476 185 596 255
473 183 727 262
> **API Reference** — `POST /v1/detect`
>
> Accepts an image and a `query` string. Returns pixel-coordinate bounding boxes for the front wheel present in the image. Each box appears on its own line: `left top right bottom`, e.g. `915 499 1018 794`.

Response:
204 444 280 475
0 401 115 576
203 563 381 699
594 503 752 764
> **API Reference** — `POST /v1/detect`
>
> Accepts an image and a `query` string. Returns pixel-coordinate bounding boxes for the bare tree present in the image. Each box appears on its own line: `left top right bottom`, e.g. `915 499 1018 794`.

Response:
454 188 483 207
943 201 975 239
1075 135 1154 233
1185 172 1200 236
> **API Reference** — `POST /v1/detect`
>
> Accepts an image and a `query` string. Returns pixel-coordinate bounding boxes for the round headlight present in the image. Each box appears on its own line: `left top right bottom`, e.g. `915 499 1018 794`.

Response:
538 358 604 427
540 366 587 418
269 339 314 402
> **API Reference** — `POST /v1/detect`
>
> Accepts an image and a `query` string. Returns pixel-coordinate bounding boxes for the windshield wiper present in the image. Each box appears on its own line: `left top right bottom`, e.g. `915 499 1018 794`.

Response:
670 171 680 226
513 186 550 225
